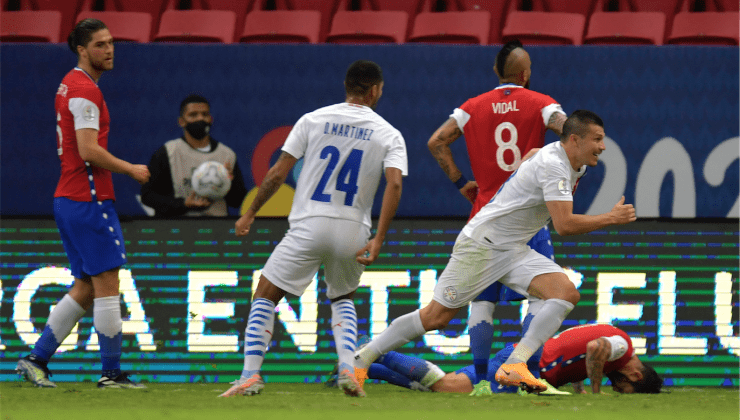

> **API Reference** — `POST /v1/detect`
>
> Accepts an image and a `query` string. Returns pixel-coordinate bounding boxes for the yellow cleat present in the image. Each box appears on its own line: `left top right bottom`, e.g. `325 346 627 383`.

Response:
495 362 547 393
469 380 494 396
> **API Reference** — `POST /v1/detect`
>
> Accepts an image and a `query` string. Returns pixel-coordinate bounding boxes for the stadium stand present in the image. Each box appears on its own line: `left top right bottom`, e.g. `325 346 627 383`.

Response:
590 0 678 45
75 11 152 42
584 11 666 45
667 11 739 45
502 12 586 45
240 10 321 43
407 9 491 45
77 0 165 41
1 0 77 43
153 9 236 43
160 0 250 45
326 9 408 43
0 10 61 42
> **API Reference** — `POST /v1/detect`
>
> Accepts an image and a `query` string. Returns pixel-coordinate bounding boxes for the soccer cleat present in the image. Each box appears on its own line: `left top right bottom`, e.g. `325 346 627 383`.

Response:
353 366 368 396
325 363 339 388
97 372 147 389
338 368 366 397
469 380 494 396
517 379 572 396
218 374 264 397
494 362 547 393
16 357 57 388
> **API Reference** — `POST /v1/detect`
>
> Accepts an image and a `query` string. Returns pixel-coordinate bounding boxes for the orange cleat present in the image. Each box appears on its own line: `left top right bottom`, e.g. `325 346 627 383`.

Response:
218 374 264 397
494 362 547 393
338 368 366 397
353 366 369 397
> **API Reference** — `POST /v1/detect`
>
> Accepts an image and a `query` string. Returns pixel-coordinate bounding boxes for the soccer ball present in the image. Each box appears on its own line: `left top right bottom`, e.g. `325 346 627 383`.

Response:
191 161 231 200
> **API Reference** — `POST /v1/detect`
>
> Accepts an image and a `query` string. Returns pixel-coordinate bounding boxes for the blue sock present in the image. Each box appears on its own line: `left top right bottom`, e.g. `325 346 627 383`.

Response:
30 326 61 364
94 296 122 379
470 321 494 384
368 363 415 389
377 351 430 382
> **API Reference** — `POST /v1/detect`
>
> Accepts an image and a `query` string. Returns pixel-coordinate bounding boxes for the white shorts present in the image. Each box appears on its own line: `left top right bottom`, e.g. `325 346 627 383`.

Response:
261 217 371 299
433 232 564 309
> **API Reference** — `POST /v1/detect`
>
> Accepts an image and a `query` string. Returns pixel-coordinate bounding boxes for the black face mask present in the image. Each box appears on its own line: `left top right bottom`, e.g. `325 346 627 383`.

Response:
184 120 211 140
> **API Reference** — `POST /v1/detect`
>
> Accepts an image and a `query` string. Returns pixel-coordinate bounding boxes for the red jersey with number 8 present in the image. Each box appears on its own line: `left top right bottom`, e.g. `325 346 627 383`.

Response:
452 85 563 217
54 68 114 202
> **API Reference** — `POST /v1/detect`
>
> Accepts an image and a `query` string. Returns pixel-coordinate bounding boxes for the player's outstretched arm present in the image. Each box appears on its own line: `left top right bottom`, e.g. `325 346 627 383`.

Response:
235 151 297 237
76 128 150 184
585 338 612 394
427 118 477 204
356 167 402 266
546 196 636 236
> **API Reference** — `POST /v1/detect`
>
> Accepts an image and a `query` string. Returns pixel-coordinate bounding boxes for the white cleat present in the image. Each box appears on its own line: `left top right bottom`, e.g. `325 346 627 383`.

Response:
218 374 264 397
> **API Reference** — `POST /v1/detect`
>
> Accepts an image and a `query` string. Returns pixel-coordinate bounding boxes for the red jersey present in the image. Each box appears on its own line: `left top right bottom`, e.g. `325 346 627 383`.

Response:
54 68 115 202
452 84 563 218
539 324 635 387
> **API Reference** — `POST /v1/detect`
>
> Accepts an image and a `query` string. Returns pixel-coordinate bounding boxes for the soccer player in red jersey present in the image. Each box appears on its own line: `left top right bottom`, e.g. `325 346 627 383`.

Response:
427 39 569 395
16 19 150 389
364 321 663 395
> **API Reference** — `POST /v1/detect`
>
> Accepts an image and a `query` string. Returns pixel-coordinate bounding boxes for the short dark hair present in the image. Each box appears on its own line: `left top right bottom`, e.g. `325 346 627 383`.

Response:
345 60 383 96
607 364 663 394
180 94 210 116
68 18 108 55
560 110 604 141
632 364 663 394
495 39 524 78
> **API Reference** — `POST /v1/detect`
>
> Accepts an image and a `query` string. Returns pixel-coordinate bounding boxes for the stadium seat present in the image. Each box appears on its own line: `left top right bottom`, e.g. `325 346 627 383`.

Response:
502 11 586 45
454 0 512 45
326 10 408 44
165 0 250 46
3 0 78 43
78 0 165 40
373 0 421 40
592 0 678 44
153 9 236 43
667 11 739 45
283 0 337 43
585 12 666 45
240 10 321 44
0 10 61 42
407 10 491 45
75 11 152 43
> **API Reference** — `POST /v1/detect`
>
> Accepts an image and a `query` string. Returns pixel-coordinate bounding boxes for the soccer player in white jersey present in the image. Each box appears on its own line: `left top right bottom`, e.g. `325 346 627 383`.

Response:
220 60 407 398
354 110 636 395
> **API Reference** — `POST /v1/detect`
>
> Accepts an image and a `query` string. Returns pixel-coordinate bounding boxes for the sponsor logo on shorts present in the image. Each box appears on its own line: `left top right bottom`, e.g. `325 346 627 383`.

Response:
443 286 457 303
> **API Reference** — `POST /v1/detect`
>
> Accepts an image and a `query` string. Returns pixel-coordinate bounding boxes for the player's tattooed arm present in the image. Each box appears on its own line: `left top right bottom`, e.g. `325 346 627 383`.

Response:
427 118 464 182
547 112 567 135
585 338 612 394
248 151 297 214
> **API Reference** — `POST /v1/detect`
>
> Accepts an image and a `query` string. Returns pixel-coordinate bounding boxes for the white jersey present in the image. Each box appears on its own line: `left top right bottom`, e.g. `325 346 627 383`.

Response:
463 141 586 248
282 103 408 227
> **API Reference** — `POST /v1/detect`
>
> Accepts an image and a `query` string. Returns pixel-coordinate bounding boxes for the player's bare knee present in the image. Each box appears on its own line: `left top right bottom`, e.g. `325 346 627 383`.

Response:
565 288 580 306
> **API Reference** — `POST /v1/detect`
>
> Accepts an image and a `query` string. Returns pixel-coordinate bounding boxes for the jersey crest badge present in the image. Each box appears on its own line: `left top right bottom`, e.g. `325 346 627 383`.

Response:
558 180 571 195
443 286 458 303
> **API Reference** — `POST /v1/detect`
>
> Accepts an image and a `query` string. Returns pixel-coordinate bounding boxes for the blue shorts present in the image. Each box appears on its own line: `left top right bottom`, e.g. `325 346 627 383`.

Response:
456 344 544 393
473 226 555 303
54 197 127 279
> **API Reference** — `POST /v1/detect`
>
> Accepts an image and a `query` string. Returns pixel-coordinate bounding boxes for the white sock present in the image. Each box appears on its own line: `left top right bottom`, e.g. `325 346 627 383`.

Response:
355 310 426 369
331 299 357 370
48 294 86 341
242 298 275 378
469 301 495 328
506 298 574 364
93 296 122 338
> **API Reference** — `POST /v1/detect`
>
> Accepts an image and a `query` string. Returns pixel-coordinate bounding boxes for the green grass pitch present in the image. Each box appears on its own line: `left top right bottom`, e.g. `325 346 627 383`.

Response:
1 382 738 420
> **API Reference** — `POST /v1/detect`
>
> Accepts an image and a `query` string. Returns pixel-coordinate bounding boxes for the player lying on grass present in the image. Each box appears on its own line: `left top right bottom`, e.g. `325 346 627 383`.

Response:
343 321 662 395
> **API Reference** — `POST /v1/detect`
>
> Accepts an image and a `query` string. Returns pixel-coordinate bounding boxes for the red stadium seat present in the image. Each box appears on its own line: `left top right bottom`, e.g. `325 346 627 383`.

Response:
283 0 338 43
408 10 491 45
667 11 739 45
165 0 250 46
75 11 152 43
373 0 422 40
4 0 78 43
240 10 321 43
0 10 61 42
154 10 236 43
585 12 666 45
326 10 408 44
502 11 586 45
592 0 678 43
78 0 165 40
454 0 512 44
